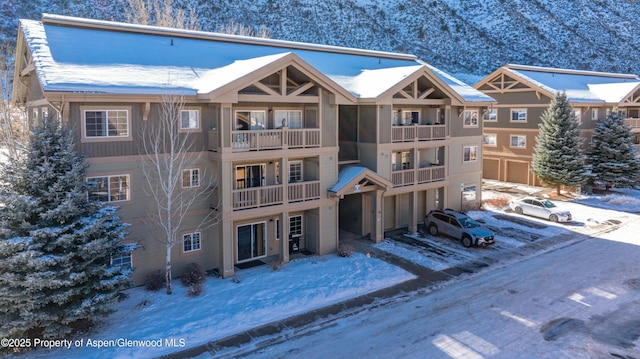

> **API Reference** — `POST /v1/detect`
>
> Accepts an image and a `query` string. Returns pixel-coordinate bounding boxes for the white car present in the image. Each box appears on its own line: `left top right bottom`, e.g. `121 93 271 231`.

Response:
509 197 572 222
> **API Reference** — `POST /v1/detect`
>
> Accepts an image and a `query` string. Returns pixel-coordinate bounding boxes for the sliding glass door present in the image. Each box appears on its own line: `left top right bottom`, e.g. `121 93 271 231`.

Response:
237 222 266 262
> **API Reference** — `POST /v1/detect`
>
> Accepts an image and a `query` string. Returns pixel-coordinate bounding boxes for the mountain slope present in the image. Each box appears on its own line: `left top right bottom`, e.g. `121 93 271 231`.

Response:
2 0 640 82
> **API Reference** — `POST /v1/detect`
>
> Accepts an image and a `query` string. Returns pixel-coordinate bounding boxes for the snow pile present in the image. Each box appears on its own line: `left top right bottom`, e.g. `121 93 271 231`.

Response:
598 194 640 206
29 253 414 359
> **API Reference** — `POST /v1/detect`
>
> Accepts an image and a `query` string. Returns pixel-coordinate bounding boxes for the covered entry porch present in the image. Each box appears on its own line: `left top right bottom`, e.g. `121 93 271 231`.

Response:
329 166 392 243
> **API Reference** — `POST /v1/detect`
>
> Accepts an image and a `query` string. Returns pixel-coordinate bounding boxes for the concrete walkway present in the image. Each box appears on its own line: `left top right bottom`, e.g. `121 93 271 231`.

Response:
159 230 480 359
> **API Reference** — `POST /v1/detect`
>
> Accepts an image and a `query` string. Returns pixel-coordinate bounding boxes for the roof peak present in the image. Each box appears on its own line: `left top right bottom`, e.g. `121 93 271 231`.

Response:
39 13 418 62
505 64 639 80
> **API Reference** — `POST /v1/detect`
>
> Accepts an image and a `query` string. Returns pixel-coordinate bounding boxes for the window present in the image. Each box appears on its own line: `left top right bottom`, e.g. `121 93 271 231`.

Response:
180 110 200 130
510 109 527 122
183 232 201 252
392 151 411 171
235 164 265 189
574 109 582 124
483 109 497 121
629 109 639 118
182 168 200 188
111 253 132 269
88 175 130 202
289 161 303 183
463 185 477 202
236 110 266 130
510 135 526 148
275 218 281 241
289 215 303 238
463 146 478 162
463 110 479 127
84 110 129 138
394 110 419 125
483 134 497 146
592 109 598 120
275 110 303 129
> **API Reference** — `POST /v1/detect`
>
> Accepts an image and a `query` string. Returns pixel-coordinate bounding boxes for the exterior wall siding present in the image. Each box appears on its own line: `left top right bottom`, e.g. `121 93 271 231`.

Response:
358 105 377 143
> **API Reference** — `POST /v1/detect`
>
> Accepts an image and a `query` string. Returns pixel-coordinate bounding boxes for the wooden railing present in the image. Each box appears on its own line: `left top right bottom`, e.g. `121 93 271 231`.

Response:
391 124 446 142
392 165 446 187
232 180 321 210
232 185 283 210
624 118 640 129
208 128 321 151
288 181 321 202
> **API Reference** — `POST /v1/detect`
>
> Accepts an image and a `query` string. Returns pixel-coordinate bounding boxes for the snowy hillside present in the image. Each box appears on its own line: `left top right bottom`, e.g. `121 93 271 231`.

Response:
2 0 640 80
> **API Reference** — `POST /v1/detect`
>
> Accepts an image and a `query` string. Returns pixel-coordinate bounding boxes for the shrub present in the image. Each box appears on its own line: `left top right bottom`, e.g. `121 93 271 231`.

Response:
337 243 353 257
145 270 165 292
231 274 242 283
462 200 482 212
181 263 205 297
482 196 510 210
269 260 284 271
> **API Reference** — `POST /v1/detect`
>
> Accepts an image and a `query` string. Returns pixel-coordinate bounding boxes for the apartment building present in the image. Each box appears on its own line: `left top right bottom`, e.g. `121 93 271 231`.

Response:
12 14 494 283
475 64 640 185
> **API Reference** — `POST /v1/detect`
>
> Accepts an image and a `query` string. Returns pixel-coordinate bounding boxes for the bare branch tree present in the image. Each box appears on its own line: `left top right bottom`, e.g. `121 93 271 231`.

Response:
139 93 218 294
125 0 199 30
0 39 27 163
218 20 271 38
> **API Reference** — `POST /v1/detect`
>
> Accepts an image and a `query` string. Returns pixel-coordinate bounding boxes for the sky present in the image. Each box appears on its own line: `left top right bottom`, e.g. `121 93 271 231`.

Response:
23 185 640 359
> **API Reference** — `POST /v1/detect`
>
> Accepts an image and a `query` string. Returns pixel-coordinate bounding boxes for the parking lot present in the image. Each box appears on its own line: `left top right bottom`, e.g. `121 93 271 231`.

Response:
378 182 633 274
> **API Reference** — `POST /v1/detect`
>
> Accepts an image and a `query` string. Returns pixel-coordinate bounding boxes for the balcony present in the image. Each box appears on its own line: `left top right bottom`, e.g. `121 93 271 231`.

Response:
625 118 640 129
232 180 321 210
391 165 445 187
391 124 446 143
208 128 321 152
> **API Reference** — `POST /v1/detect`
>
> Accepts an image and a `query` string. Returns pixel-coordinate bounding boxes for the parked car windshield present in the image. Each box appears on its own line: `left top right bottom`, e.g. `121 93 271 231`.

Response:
540 200 556 208
459 217 480 228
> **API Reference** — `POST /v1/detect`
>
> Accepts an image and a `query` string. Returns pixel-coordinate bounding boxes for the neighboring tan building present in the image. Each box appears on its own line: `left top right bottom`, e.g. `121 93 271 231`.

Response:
12 14 494 283
475 64 640 186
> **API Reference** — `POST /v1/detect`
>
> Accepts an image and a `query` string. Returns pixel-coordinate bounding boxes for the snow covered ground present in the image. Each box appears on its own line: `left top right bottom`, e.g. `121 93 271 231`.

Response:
24 184 640 358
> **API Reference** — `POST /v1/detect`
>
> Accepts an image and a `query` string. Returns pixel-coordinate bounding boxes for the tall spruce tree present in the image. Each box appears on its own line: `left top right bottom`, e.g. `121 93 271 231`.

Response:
588 111 640 190
532 91 586 194
0 116 134 343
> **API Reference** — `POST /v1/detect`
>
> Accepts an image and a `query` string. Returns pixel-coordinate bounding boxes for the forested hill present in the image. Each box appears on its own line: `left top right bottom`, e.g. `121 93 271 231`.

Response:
2 0 640 82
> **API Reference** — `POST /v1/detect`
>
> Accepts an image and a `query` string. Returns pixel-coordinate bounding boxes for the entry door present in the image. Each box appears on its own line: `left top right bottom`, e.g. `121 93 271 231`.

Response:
237 222 266 262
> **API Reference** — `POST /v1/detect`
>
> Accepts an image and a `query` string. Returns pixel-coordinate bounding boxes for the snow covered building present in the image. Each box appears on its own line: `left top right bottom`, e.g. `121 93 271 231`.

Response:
475 64 640 185
12 14 494 283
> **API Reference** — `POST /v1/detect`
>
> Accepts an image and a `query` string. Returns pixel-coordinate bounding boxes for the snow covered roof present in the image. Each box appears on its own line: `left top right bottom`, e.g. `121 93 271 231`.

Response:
329 166 392 195
503 64 640 104
18 14 490 103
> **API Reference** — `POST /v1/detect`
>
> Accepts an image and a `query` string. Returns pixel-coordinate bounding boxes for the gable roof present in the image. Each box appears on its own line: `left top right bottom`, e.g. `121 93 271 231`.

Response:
16 14 489 104
328 166 392 197
477 64 640 104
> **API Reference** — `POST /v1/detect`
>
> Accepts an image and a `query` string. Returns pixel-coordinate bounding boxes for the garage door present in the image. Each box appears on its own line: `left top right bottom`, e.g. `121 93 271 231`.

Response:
506 161 529 184
483 159 499 180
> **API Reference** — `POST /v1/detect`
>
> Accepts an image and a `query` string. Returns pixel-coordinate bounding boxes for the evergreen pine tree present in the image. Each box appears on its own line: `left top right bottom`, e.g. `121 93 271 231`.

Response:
532 91 586 194
0 116 134 343
588 111 640 190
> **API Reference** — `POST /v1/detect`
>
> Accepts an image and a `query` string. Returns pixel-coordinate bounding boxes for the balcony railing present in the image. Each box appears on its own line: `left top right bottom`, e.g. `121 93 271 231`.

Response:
288 181 321 202
208 128 321 151
625 118 640 129
391 124 446 142
392 165 446 187
232 180 321 210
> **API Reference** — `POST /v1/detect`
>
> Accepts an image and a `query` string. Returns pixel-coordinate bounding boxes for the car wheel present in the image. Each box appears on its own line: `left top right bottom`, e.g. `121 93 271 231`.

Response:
428 223 438 236
462 235 473 248
549 214 558 222
514 207 523 215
